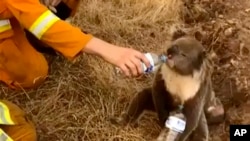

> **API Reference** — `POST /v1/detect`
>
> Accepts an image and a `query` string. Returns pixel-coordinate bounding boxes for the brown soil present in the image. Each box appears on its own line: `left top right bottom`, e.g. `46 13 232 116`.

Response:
1 0 250 141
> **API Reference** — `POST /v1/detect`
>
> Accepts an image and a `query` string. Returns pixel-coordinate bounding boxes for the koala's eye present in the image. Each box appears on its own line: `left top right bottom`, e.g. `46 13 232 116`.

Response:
181 53 187 57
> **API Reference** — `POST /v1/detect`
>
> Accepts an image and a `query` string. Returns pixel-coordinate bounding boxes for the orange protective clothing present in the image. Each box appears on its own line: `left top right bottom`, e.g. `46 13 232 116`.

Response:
0 100 37 141
0 0 93 89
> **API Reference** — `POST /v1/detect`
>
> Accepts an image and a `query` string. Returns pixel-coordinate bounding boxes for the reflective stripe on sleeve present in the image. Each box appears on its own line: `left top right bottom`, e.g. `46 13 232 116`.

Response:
29 10 60 39
0 129 13 141
0 102 15 125
0 19 11 33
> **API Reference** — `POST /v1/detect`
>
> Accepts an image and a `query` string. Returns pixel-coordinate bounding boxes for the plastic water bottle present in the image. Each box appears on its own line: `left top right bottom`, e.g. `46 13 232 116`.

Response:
164 112 186 141
142 53 167 73
115 53 167 74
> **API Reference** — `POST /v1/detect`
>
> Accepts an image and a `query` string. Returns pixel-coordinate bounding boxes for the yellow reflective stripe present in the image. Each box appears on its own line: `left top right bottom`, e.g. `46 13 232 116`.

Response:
29 10 60 39
0 19 11 33
0 129 13 141
0 102 15 125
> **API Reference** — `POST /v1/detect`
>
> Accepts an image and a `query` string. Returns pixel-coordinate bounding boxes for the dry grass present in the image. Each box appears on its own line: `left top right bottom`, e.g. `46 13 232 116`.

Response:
1 0 250 141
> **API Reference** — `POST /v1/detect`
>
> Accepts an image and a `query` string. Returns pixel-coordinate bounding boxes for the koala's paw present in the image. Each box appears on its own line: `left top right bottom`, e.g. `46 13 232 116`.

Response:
206 104 225 124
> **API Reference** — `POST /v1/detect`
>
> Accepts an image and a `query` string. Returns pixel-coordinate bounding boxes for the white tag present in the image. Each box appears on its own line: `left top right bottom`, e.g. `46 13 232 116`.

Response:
165 116 186 133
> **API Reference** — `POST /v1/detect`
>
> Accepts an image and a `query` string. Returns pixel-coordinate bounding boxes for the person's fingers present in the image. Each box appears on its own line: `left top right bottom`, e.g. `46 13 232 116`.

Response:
48 5 57 13
130 57 143 75
119 64 131 77
43 0 50 6
52 0 61 6
134 52 151 68
125 60 138 76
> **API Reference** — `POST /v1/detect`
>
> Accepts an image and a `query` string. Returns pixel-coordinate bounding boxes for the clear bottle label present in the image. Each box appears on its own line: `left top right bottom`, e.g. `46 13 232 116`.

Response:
165 116 186 133
142 53 154 73
115 53 160 74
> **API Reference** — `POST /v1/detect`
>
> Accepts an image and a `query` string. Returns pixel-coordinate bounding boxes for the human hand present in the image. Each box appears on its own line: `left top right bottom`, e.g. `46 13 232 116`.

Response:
106 47 151 77
40 0 62 13
40 0 62 6
83 38 151 77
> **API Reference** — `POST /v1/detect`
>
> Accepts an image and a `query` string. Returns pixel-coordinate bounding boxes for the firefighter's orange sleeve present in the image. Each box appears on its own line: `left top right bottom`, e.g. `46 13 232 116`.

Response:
5 0 93 59
0 100 37 141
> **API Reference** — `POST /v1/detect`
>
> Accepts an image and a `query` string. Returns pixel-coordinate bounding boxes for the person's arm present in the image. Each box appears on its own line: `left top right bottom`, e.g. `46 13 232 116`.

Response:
83 37 151 76
6 0 91 58
6 0 151 76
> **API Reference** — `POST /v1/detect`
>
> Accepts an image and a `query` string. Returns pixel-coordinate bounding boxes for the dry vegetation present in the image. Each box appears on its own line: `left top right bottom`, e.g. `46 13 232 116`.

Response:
1 0 250 141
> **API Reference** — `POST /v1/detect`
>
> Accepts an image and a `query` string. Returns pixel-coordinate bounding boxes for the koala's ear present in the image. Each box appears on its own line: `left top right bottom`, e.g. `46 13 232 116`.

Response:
171 29 187 41
194 31 204 42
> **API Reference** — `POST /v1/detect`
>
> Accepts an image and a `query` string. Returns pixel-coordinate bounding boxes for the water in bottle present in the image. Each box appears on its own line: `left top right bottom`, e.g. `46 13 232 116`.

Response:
142 53 167 73
157 108 186 141
115 52 167 74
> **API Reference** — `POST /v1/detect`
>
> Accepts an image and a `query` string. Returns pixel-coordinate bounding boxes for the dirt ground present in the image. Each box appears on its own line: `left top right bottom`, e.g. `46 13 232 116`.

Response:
1 0 250 141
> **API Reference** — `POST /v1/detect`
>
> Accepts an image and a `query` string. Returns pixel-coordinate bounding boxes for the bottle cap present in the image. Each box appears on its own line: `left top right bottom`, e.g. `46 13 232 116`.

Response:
160 55 167 62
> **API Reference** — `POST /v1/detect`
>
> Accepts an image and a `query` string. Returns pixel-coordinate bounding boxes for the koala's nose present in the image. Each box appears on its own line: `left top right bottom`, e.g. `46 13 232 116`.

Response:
167 45 178 56
171 45 179 52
